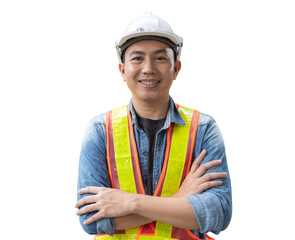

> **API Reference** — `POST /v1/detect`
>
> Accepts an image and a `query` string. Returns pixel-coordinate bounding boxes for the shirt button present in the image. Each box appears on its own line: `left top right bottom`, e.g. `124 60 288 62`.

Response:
143 152 148 156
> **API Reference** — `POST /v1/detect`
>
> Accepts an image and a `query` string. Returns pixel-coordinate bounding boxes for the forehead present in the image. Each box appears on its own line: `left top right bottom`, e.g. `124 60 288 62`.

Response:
125 39 173 55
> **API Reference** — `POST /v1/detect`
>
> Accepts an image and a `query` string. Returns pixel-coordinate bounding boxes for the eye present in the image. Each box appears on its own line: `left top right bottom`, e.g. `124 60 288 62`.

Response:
155 56 167 62
131 56 143 62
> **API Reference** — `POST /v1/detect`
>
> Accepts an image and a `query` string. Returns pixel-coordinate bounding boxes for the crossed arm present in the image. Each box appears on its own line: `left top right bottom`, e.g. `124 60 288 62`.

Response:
76 150 227 230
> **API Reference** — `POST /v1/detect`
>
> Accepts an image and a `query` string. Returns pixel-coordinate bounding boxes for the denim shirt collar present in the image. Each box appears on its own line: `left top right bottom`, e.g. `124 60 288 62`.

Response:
128 96 186 130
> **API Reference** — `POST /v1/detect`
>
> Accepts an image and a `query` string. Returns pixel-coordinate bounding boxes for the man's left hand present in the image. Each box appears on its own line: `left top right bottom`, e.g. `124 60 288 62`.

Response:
75 187 135 225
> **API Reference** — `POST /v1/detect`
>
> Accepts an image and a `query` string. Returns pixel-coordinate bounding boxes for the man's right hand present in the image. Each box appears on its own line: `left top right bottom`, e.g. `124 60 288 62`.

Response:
173 150 227 197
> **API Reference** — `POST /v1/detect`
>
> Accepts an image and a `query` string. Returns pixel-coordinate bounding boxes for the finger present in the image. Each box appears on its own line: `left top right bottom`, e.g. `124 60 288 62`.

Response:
195 159 222 177
83 211 103 225
75 195 97 208
199 172 227 183
78 186 101 195
190 150 207 173
196 180 223 193
76 202 99 216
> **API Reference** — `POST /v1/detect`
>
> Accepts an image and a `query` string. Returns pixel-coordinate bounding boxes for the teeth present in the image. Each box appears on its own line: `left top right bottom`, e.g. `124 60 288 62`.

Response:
141 81 158 85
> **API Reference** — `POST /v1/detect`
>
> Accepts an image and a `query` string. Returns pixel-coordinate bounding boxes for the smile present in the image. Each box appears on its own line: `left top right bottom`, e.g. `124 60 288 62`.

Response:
139 80 160 85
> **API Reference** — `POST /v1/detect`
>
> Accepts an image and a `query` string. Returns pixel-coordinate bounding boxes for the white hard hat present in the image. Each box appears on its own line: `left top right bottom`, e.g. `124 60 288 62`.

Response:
116 12 183 63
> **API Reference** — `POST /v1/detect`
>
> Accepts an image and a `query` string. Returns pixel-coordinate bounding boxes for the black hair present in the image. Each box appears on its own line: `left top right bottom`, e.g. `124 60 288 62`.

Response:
121 47 177 63
120 36 178 63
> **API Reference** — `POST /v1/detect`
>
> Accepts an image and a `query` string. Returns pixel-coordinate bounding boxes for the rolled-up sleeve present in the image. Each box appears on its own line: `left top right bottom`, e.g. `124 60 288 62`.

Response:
187 117 232 234
77 117 115 235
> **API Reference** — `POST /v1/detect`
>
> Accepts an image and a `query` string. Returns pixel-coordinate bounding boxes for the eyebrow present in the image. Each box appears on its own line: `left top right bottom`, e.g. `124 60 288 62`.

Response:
128 50 145 57
128 49 168 58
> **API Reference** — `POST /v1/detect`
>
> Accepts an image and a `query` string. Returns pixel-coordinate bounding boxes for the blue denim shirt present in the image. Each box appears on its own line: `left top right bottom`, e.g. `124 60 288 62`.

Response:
77 96 232 238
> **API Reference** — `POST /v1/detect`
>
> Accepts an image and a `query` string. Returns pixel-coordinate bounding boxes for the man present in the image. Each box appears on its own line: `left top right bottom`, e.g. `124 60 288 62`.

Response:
76 13 232 240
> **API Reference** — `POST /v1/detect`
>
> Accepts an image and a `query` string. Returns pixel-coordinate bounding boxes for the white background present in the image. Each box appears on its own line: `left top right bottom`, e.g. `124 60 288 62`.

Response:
0 0 294 239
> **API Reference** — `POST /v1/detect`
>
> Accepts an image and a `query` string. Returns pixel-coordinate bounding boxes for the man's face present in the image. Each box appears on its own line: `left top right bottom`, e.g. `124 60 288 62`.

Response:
119 40 181 105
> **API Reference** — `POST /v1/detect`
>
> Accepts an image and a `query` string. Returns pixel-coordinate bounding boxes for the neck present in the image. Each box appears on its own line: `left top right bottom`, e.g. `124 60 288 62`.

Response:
132 98 170 120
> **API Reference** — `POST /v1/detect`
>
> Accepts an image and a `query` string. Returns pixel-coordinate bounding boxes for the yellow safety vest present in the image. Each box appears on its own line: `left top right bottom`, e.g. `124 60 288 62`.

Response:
95 104 214 240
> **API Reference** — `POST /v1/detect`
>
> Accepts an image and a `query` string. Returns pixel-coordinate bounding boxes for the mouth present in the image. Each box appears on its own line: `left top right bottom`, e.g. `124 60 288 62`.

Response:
139 79 160 87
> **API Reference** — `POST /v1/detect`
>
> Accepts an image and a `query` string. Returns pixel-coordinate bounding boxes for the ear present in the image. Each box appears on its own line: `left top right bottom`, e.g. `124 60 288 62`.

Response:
118 63 126 82
173 60 181 80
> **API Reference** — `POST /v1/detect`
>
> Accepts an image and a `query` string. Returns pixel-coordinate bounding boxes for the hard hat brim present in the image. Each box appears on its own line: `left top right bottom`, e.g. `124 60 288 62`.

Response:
116 31 183 49
116 31 183 63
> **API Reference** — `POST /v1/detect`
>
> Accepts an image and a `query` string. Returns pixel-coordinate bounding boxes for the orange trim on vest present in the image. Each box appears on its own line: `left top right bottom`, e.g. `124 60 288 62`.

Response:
106 111 114 188
153 124 173 197
180 110 200 184
127 107 145 195
106 110 120 189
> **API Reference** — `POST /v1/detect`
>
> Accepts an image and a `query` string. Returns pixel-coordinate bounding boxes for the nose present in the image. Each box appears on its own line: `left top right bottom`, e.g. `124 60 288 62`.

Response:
142 57 155 75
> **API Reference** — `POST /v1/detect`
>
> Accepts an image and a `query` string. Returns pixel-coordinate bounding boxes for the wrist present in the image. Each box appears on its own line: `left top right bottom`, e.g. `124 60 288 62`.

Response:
129 192 140 214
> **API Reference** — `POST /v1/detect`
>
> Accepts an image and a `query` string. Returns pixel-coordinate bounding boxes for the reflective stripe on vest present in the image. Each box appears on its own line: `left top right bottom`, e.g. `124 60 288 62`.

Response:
153 105 195 238
95 104 214 240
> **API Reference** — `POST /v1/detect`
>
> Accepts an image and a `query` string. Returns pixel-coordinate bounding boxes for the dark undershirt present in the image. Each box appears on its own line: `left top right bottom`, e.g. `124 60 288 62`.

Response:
136 114 166 195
